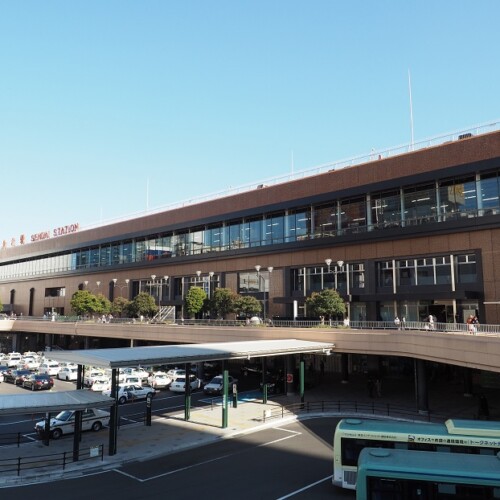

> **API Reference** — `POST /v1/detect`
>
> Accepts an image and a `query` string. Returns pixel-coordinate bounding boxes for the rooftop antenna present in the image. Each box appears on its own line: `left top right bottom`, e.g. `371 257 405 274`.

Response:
408 69 415 151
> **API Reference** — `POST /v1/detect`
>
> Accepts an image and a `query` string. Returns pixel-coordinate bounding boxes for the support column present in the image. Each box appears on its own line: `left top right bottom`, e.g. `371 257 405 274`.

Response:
299 356 305 404
286 355 295 396
108 368 119 456
414 359 429 415
341 353 349 384
184 362 191 421
222 369 228 429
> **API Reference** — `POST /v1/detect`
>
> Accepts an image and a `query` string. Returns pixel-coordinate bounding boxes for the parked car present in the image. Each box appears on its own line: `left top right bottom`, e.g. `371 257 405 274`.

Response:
22 373 54 391
3 368 32 385
203 375 238 395
83 369 106 388
34 408 110 440
57 366 78 381
102 384 156 404
0 365 10 382
21 356 40 371
148 372 172 389
38 360 61 376
6 353 23 368
170 374 202 393
120 367 150 384
90 377 111 392
166 368 187 381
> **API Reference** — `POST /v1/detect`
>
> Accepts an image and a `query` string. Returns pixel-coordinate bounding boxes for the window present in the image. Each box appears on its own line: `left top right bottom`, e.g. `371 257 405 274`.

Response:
314 202 338 237
403 183 437 224
371 190 401 229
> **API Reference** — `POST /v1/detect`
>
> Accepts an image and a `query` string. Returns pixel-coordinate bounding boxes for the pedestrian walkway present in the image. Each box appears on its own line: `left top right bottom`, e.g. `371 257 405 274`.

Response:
1 373 498 487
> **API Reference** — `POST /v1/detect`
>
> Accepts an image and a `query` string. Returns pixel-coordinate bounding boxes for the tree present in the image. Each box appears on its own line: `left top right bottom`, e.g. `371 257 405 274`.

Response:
127 292 158 318
184 286 207 318
305 289 346 323
111 296 131 317
70 290 101 317
234 295 261 318
210 288 237 319
94 293 112 315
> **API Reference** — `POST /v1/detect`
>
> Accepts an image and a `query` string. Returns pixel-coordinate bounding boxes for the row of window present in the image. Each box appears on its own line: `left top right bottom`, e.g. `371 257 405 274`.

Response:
290 254 477 296
0 168 497 280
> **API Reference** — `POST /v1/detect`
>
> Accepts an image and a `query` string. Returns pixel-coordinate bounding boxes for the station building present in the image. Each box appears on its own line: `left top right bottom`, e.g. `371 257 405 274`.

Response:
1 124 500 331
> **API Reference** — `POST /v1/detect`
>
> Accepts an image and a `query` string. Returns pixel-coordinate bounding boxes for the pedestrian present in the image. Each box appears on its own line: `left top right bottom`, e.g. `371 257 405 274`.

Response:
472 315 479 334
466 314 474 334
401 316 406 330
394 316 401 330
428 314 435 331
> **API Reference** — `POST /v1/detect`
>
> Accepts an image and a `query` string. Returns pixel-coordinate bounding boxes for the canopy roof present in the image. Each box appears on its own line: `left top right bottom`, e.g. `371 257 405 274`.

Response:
0 390 113 416
45 339 334 369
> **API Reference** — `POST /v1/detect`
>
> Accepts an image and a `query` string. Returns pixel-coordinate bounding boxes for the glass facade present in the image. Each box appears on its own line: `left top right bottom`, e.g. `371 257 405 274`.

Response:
0 168 497 280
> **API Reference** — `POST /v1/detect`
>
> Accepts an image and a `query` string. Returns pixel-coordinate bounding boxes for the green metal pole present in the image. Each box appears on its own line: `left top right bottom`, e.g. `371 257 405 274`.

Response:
222 369 228 428
300 357 305 404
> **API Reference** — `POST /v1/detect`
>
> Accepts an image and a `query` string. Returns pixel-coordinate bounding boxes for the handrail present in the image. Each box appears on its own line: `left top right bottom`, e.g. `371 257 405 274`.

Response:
0 443 104 477
261 400 461 425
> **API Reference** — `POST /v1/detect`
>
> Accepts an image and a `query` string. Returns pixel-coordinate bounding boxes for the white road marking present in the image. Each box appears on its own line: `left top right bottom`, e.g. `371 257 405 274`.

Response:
115 428 302 482
276 475 333 499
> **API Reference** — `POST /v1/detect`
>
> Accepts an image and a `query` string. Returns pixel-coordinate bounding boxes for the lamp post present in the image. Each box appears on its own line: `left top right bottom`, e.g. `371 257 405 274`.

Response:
255 265 273 321
325 258 350 320
112 278 130 296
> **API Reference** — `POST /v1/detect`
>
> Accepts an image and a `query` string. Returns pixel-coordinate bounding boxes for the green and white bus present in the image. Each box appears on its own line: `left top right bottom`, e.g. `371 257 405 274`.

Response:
356 448 500 499
333 418 500 490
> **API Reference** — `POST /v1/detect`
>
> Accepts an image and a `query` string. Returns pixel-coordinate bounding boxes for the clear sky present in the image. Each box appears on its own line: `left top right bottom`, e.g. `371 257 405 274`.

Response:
1 1 499 245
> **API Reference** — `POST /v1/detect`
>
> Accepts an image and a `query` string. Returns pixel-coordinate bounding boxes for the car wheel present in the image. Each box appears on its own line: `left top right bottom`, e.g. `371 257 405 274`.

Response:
52 428 62 440
91 421 102 432
118 396 127 404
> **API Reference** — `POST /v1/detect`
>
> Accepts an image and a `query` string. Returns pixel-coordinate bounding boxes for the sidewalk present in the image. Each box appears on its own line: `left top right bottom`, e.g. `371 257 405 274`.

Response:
1 373 497 487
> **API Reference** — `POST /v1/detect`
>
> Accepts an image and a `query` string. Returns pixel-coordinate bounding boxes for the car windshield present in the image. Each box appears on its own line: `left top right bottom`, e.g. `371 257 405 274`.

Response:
175 378 185 383
211 377 223 384
55 411 73 421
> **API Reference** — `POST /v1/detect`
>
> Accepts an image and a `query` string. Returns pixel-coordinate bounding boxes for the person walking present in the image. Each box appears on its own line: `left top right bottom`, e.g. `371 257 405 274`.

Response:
394 316 401 330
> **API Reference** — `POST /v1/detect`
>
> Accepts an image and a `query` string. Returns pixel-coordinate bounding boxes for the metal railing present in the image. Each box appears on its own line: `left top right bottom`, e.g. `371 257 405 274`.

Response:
0 443 104 477
15 316 500 336
261 400 458 425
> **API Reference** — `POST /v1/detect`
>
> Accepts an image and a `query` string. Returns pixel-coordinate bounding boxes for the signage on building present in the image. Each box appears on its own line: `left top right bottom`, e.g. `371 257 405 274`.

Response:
1 222 80 249
31 223 80 242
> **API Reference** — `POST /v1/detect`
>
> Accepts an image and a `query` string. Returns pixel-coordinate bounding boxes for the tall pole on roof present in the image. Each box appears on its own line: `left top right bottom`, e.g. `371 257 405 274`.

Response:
408 69 415 151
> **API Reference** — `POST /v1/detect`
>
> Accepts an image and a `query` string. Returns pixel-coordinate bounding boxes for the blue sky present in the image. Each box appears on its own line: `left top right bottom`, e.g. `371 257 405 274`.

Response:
1 1 499 245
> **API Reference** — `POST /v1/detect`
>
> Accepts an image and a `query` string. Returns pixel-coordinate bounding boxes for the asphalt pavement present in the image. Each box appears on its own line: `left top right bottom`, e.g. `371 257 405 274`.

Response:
1 372 498 487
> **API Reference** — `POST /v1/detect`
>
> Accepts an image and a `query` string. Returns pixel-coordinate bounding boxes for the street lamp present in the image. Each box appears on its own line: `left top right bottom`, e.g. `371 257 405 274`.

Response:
113 278 130 295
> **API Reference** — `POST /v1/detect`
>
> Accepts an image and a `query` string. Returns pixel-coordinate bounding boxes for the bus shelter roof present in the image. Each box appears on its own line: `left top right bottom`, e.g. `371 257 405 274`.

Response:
0 390 113 416
45 339 334 370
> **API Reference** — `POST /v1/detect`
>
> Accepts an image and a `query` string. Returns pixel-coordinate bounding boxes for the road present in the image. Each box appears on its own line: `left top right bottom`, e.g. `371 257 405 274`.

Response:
3 417 354 499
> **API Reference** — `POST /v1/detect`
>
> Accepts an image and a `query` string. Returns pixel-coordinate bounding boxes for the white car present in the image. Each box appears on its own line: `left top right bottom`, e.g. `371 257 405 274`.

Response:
6 353 23 368
38 360 61 376
203 375 238 395
103 384 156 404
148 372 172 389
34 408 110 440
120 367 150 383
84 369 106 388
169 374 202 393
166 368 187 381
57 366 78 381
21 356 40 371
90 377 111 392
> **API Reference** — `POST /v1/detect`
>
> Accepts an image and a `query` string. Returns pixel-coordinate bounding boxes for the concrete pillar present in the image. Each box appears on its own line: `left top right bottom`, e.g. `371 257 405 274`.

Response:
414 359 429 415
